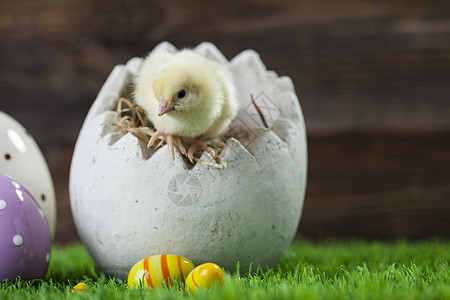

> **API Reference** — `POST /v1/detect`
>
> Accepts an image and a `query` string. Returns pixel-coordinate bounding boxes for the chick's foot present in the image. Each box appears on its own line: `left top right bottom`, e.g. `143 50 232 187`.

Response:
187 138 216 164
147 130 186 162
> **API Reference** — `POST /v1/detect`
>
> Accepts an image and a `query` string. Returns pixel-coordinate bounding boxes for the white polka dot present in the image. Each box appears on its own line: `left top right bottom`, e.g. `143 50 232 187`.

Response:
11 181 21 189
15 189 24 201
46 253 50 263
7 129 27 154
13 235 23 246
0 200 6 210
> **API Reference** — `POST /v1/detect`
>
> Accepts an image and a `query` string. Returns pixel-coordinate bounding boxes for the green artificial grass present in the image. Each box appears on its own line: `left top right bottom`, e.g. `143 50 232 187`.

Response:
1 239 449 299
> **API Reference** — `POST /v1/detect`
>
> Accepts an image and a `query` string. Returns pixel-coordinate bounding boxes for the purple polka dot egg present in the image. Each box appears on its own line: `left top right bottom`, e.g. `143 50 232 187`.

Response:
0 174 51 282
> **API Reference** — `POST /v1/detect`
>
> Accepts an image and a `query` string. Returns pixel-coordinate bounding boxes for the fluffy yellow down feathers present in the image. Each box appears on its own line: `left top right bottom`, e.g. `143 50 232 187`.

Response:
134 49 239 162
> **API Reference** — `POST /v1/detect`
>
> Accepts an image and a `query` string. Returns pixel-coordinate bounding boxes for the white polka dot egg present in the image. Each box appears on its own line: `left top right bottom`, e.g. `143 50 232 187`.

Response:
0 174 51 282
0 111 56 238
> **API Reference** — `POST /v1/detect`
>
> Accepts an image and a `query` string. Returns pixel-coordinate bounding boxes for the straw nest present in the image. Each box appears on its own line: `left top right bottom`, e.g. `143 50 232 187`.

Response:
112 95 267 169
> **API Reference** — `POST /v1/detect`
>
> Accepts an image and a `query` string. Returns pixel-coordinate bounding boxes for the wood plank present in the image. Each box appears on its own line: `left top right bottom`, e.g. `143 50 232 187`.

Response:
1 0 450 141
0 0 449 242
301 130 450 240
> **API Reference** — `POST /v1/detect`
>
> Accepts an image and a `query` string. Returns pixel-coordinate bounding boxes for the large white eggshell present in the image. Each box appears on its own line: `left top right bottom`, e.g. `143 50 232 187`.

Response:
0 111 56 238
69 42 307 279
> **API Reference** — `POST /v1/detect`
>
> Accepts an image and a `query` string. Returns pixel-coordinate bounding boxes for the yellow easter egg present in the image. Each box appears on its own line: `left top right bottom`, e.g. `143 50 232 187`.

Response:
71 282 88 292
185 263 225 293
127 254 195 289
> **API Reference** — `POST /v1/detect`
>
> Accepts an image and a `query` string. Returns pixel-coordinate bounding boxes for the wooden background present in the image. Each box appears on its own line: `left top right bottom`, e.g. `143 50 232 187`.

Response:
1 0 449 244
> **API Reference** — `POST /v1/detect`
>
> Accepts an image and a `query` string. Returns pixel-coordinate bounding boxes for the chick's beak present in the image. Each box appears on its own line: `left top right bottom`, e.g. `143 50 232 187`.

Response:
158 97 177 116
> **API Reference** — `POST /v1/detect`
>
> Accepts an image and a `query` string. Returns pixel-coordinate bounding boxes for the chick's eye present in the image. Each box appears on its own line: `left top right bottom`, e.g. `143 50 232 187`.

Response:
177 89 186 99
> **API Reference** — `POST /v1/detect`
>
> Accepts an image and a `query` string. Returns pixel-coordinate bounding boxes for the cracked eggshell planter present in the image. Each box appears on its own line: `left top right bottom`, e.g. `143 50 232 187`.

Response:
69 42 307 279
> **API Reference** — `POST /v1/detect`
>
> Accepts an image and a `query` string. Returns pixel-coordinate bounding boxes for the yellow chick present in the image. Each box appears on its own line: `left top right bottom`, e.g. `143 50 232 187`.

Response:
134 49 239 162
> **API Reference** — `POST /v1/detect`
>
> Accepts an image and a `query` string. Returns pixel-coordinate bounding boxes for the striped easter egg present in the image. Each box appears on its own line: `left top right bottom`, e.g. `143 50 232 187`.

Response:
185 263 225 293
127 254 195 289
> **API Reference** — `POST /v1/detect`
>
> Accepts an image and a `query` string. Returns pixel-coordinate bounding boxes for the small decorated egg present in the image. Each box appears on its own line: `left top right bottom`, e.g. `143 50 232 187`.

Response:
0 174 51 282
185 263 225 293
0 111 56 238
71 282 89 292
127 254 195 289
